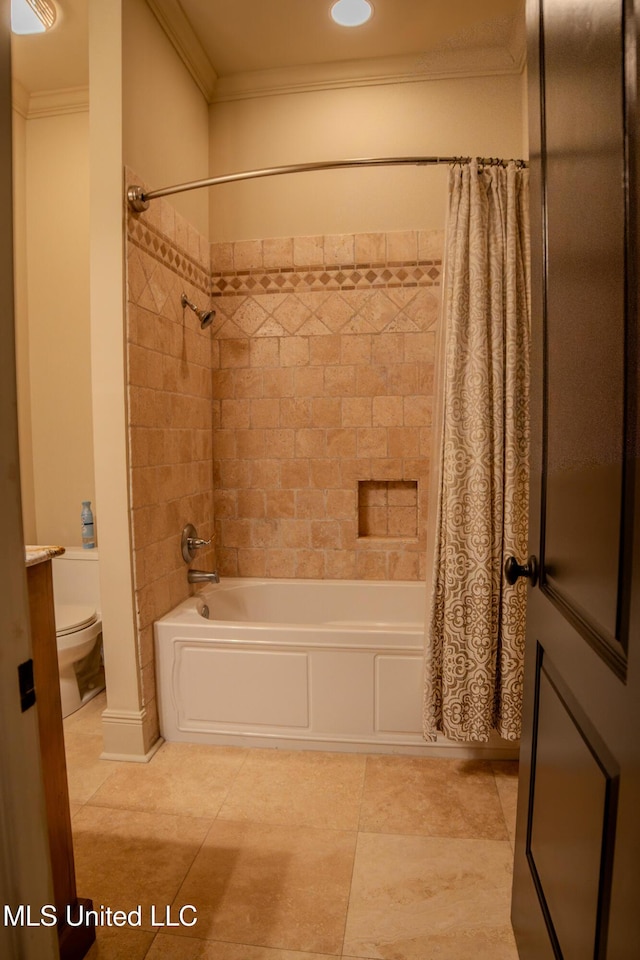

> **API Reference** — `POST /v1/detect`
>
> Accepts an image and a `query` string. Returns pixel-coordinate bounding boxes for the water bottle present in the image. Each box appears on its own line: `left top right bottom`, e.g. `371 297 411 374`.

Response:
81 501 96 549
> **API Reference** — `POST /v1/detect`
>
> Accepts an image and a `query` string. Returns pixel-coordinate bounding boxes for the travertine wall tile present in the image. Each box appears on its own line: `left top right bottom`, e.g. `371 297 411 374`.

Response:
324 234 355 265
263 236 294 269
211 230 443 581
293 235 324 266
387 230 418 262
126 177 215 732
234 239 263 271
355 232 386 263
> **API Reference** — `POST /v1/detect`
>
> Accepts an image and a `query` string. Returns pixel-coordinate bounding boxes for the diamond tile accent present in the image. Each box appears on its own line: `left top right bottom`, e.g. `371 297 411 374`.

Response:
127 213 209 296
210 261 441 298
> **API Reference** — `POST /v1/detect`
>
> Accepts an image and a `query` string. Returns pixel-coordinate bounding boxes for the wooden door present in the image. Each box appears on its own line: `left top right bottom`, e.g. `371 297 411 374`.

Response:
511 0 640 958
0 2 62 958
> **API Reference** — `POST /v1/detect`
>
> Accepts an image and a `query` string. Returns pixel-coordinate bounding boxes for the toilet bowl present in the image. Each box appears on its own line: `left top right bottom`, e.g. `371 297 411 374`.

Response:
55 603 103 717
52 549 105 718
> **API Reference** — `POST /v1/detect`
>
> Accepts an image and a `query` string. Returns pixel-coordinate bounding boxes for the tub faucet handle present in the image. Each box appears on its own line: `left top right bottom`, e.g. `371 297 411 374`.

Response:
188 536 211 550
181 523 213 563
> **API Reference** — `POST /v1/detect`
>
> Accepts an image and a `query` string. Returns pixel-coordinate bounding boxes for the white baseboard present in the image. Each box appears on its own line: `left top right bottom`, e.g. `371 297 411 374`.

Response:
100 706 163 762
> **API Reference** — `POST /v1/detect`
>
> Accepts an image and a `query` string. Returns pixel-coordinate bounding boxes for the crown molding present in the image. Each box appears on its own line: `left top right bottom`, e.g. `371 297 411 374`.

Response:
11 82 89 119
27 86 89 119
147 1 526 106
146 0 217 102
11 78 30 118
212 44 526 104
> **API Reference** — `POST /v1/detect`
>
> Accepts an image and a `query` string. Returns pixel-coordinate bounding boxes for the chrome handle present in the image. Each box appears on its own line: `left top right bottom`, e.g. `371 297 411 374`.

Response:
181 523 213 563
504 555 538 587
188 537 211 550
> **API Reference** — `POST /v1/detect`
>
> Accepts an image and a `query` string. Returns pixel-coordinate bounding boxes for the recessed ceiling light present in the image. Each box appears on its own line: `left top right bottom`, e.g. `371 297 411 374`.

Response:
11 0 57 35
330 0 373 28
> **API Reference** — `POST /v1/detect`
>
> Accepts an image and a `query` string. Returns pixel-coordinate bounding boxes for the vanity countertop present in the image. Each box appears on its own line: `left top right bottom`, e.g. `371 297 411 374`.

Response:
25 545 65 567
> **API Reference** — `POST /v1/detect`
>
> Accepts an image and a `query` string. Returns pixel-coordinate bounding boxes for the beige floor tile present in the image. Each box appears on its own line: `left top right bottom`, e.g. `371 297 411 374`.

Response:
492 761 520 847
359 757 508 839
83 926 156 959
64 690 108 737
72 805 211 932
87 743 248 818
70 800 85 819
147 933 337 959
343 833 518 960
64 731 122 803
217 749 366 830
171 819 356 954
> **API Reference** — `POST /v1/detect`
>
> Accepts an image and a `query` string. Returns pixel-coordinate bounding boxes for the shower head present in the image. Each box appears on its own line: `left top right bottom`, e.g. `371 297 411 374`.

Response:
181 293 216 330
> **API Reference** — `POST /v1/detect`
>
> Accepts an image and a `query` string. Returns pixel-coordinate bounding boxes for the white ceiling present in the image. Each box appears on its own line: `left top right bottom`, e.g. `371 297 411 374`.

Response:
11 0 525 95
11 0 88 94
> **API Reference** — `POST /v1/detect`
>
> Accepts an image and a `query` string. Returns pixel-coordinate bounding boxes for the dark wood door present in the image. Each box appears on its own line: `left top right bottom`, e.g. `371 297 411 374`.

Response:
511 1 640 958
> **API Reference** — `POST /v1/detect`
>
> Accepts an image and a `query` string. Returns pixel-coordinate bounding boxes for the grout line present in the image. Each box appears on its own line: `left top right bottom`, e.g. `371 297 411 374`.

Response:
355 753 370 834
212 746 252 822
339 754 370 956
141 932 157 960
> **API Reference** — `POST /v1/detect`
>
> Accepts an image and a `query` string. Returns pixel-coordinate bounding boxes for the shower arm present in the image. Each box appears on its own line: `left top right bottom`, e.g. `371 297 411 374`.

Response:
126 155 526 212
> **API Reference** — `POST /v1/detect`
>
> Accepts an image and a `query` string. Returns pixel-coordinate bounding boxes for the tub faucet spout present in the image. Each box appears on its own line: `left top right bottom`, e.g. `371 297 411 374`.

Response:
187 569 220 584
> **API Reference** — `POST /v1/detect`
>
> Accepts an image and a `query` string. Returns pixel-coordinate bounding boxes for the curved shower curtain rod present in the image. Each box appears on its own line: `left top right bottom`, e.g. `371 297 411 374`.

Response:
127 155 528 211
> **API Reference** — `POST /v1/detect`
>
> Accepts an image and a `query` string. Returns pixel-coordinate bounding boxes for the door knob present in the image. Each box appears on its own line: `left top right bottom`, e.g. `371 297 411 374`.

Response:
504 555 538 587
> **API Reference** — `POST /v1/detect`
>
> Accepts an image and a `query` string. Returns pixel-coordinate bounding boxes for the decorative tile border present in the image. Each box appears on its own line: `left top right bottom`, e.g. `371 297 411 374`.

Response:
211 261 441 297
127 215 210 296
211 286 441 339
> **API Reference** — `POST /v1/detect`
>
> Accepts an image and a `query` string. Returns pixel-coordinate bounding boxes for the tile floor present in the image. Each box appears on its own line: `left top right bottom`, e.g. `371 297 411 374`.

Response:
64 693 520 960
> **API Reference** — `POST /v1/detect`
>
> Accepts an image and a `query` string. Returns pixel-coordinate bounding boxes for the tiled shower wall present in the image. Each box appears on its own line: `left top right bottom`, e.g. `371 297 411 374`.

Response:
125 171 215 742
210 230 443 581
125 206 442 738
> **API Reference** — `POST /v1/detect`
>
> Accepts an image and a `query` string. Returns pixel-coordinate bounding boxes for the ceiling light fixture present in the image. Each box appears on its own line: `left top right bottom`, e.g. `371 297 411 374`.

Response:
11 0 57 35
330 0 373 28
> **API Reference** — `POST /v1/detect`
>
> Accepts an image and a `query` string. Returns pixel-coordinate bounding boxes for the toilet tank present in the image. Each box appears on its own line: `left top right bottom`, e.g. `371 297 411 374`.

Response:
52 548 101 612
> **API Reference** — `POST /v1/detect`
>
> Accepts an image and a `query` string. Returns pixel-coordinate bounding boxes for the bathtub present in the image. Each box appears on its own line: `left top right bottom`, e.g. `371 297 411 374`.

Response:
154 577 516 757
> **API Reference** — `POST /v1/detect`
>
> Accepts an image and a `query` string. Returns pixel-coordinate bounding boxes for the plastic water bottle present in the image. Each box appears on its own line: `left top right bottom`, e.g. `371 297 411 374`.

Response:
81 501 96 549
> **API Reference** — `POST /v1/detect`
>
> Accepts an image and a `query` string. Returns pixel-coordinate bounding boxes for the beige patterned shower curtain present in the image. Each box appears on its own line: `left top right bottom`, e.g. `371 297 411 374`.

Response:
423 159 530 742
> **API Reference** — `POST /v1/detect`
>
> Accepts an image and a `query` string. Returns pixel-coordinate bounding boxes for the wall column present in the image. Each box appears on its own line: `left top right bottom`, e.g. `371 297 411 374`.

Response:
89 0 158 760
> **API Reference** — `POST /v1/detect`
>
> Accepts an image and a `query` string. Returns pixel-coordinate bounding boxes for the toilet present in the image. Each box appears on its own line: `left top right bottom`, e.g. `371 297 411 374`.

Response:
52 548 105 718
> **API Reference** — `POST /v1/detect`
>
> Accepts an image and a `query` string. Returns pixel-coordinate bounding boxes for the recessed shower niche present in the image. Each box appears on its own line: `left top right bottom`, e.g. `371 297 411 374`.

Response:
358 480 419 539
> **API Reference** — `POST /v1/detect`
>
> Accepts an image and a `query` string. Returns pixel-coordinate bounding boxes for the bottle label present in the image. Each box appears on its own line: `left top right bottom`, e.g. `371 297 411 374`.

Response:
82 522 95 548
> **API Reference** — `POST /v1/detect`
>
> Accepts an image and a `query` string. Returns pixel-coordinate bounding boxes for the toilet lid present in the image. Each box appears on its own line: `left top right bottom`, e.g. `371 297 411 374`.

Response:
55 604 98 637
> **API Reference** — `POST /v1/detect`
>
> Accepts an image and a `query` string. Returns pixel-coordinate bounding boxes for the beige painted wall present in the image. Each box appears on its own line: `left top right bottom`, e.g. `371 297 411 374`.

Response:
11 105 36 543
14 0 211 554
123 0 210 237
208 73 527 242
24 109 93 547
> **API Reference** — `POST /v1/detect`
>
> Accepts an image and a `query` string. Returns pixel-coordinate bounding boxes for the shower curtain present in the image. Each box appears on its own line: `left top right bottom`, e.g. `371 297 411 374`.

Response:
423 159 530 742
